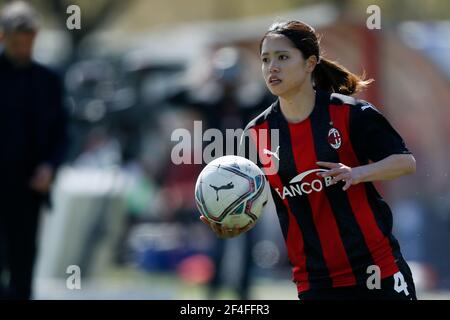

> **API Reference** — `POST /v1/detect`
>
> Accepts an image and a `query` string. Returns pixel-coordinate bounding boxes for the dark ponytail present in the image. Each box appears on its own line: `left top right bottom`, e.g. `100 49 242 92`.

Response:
313 58 373 95
260 21 373 95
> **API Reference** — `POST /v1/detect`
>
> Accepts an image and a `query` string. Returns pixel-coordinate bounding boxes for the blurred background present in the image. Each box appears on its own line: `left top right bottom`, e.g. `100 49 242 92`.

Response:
1 0 449 299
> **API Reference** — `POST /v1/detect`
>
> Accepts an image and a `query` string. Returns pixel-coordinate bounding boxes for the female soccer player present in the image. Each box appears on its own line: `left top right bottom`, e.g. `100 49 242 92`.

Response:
200 21 417 300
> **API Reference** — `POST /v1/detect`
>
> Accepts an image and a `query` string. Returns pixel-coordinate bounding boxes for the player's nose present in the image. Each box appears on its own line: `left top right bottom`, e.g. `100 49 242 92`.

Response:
269 63 280 73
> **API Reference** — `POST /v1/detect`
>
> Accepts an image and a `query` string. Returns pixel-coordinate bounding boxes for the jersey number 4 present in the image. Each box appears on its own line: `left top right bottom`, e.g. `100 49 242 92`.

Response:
393 272 410 296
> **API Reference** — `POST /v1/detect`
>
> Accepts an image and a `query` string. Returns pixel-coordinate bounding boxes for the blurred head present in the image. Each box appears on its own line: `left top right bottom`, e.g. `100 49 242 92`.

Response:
210 46 243 89
260 21 373 96
0 1 39 67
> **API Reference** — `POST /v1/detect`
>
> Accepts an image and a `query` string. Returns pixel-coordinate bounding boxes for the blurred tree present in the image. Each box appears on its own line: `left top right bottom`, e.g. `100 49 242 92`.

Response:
0 0 135 61
44 0 135 61
2 0 448 46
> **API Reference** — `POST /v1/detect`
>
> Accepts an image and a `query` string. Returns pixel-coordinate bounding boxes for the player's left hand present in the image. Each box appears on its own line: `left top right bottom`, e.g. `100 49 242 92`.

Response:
316 161 363 191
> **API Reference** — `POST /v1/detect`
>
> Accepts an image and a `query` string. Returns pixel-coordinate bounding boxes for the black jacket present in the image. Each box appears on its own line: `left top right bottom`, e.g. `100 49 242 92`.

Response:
0 51 68 191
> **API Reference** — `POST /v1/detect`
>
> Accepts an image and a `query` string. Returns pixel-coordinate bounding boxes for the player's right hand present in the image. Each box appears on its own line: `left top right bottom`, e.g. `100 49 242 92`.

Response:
199 215 254 239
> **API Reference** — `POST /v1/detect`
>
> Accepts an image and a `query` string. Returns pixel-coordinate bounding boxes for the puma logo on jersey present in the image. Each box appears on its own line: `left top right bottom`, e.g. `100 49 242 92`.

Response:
361 104 378 112
209 182 234 201
263 146 280 160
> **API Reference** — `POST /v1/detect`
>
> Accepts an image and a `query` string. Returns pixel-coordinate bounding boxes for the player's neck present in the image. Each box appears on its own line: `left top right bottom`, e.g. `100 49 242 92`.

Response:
278 83 316 123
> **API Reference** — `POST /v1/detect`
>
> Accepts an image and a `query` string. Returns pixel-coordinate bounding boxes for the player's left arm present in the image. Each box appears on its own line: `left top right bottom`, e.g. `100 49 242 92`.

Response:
317 154 416 191
317 101 416 191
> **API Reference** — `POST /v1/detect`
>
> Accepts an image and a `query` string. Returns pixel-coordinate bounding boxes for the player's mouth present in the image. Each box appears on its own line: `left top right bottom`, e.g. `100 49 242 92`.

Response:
268 76 282 86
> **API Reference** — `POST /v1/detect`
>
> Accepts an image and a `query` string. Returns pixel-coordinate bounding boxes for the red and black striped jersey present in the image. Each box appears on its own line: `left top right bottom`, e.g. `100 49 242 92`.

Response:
239 90 412 293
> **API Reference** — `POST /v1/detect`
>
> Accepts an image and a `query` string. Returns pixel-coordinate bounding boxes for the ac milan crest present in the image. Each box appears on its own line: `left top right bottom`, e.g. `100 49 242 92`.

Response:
328 127 342 149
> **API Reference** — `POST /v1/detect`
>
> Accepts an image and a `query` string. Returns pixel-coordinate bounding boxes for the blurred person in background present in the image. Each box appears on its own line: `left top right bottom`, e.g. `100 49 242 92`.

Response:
0 1 68 299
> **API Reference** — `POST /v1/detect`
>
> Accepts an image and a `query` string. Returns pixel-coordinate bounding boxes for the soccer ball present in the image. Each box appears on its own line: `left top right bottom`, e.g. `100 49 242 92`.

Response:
195 155 269 229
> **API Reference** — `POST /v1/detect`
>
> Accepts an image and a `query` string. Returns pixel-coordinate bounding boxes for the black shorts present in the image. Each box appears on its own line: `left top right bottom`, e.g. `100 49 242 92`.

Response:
298 258 417 300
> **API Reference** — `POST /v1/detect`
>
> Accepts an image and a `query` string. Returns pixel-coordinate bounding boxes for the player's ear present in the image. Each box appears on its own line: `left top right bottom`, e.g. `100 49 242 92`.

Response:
306 55 318 73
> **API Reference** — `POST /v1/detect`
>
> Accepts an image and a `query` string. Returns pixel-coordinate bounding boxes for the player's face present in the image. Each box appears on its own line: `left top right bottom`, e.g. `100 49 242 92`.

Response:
261 34 315 98
2 31 36 67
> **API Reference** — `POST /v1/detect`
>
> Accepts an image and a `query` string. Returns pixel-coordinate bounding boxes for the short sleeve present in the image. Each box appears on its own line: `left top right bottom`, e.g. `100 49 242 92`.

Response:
349 101 412 162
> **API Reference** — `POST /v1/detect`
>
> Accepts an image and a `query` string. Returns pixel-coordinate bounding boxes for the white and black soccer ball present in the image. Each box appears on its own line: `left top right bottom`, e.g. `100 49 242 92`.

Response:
195 155 269 229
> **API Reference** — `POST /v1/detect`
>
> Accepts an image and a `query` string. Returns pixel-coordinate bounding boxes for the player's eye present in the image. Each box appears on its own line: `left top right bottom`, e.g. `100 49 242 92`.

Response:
279 55 289 60
261 57 269 63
